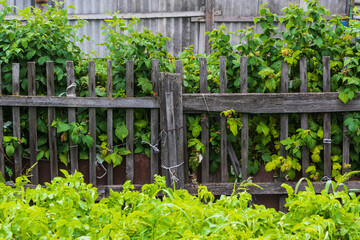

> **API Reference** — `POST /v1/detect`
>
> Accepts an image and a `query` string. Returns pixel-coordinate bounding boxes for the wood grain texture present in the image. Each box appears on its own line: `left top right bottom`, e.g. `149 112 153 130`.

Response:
300 57 310 177
106 60 113 185
126 61 134 182
199 58 209 183
240 57 248 180
47 62 58 179
165 92 179 188
0 96 159 108
0 63 3 175
176 60 188 183
67 61 78 173
323 56 332 178
172 73 184 188
342 113 350 174
12 63 21 178
205 0 215 55
150 59 160 183
220 56 228 182
182 92 360 113
88 61 97 185
280 61 289 158
159 73 170 184
28 62 38 184
227 140 241 176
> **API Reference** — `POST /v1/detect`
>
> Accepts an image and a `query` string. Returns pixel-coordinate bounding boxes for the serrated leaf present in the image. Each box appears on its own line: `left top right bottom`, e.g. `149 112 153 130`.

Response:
82 135 94 148
56 122 70 134
339 91 349 104
59 153 68 166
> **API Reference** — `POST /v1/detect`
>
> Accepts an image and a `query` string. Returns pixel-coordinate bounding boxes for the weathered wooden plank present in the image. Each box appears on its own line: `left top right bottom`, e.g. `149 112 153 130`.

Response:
165 92 180 188
171 72 184 188
240 56 248 180
12 63 21 178
126 61 134 182
205 0 215 55
280 61 289 158
47 62 58 179
159 73 170 184
323 56 332 178
106 60 114 185
28 62 38 184
342 113 350 174
176 60 188 183
0 96 159 108
300 57 310 177
199 58 209 183
227 140 241 176
150 59 159 183
0 63 3 176
88 61 97 185
220 56 228 182
182 92 360 113
67 61 78 172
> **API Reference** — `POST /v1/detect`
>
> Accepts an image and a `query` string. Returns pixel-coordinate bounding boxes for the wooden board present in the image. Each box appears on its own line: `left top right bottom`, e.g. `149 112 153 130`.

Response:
12 63 21 178
0 64 3 175
28 62 38 184
240 56 248 180
67 61 78 172
182 92 360 113
106 60 114 185
220 56 228 182
150 59 160 183
199 58 209 183
88 61 97 185
280 61 289 158
47 62 58 179
126 61 134 182
300 57 310 177
323 56 332 178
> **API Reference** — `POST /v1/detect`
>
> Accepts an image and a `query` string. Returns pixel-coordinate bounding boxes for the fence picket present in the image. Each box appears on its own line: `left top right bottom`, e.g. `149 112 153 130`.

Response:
176 60 188 183
220 56 228 182
88 61 96 185
323 56 332 178
150 59 159 183
28 62 38 184
12 63 21 178
280 61 289 158
126 61 134 182
342 113 350 174
66 61 78 172
300 57 310 177
240 56 248 180
106 60 114 184
199 58 209 183
0 64 3 176
47 62 58 179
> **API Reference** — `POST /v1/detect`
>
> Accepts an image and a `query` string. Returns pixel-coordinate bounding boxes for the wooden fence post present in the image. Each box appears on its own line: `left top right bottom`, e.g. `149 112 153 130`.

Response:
240 56 248 180
176 60 188 184
88 61 97 185
150 59 160 183
66 61 78 173
280 61 289 158
12 63 21 178
28 62 38 184
126 60 134 182
106 60 114 185
47 61 58 179
342 57 350 175
220 56 228 182
199 58 210 183
300 57 310 177
205 0 215 55
323 56 332 178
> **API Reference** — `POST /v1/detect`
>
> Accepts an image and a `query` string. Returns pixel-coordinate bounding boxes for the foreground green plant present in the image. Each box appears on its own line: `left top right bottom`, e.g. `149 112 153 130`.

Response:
1 171 360 239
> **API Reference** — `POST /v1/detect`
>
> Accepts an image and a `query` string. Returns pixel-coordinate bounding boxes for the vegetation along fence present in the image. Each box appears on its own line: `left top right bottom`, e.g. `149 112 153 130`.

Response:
2 56 360 210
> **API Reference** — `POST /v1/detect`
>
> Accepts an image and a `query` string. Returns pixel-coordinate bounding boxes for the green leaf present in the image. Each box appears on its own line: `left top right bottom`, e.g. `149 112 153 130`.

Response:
56 122 70 134
37 151 44 161
5 145 14 157
59 153 68 166
115 125 129 141
191 125 202 138
26 49 36 60
0 171 5 183
339 91 349 104
82 135 94 148
21 39 28 48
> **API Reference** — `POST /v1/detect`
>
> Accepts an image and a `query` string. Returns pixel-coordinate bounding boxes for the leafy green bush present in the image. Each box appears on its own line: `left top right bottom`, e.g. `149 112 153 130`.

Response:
1 172 360 239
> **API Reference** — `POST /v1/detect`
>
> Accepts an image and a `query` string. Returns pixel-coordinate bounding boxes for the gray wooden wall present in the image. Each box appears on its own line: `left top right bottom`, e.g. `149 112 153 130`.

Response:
3 0 347 57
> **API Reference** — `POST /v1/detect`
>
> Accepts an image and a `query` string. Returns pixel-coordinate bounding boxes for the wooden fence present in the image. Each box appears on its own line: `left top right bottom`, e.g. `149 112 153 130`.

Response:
1 56 360 210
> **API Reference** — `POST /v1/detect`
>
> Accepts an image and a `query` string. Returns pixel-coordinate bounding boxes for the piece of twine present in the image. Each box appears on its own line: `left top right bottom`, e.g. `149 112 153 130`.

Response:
58 82 76 97
161 162 184 184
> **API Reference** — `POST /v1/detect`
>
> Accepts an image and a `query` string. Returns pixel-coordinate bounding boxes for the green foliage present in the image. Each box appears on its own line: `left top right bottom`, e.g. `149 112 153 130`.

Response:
1 172 360 239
